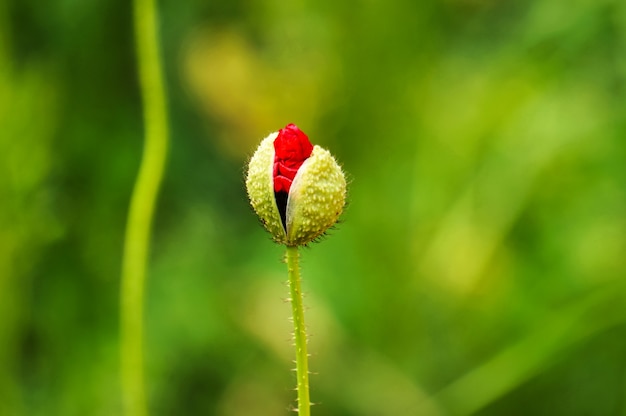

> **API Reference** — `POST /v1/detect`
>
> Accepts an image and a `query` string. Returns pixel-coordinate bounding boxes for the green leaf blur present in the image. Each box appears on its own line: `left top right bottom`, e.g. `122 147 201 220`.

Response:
2 0 626 414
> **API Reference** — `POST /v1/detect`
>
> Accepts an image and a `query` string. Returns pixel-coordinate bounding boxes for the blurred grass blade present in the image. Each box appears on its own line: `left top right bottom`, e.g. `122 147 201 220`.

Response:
435 286 626 415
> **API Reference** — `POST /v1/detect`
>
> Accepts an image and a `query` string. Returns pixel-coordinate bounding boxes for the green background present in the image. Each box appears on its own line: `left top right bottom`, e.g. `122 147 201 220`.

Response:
2 0 626 414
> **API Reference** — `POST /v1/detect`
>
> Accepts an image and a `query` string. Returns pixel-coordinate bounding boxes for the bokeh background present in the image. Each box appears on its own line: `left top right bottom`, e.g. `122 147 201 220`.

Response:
2 0 626 415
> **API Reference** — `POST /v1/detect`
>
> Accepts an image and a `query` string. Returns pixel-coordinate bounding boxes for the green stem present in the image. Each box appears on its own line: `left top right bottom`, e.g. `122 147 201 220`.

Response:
286 246 311 415
121 0 169 414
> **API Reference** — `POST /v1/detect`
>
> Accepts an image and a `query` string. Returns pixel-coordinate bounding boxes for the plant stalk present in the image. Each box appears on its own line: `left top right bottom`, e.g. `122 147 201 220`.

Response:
286 246 311 415
121 0 169 414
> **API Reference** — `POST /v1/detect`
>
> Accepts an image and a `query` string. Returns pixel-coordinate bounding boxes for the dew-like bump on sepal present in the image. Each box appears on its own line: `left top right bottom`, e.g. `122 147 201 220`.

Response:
246 127 347 246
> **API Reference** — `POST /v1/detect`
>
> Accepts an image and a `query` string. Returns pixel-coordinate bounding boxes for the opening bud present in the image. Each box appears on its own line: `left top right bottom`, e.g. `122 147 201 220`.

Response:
246 124 347 246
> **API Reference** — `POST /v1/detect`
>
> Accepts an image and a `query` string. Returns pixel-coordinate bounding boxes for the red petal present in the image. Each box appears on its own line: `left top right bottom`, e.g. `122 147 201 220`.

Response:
273 176 292 193
273 124 313 193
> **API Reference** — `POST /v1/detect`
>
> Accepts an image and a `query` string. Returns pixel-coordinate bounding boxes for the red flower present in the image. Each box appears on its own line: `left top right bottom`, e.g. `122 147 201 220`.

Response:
273 124 314 193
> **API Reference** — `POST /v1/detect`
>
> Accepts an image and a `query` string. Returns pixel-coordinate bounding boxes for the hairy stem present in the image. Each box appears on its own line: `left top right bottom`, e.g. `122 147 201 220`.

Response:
121 0 169 414
286 246 311 415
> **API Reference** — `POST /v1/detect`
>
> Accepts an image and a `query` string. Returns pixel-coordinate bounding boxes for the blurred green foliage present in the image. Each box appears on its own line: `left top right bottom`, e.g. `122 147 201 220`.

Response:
2 0 626 415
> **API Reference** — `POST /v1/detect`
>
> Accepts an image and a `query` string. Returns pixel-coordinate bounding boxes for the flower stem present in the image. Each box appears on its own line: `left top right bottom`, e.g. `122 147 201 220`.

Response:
121 0 169 414
286 246 311 415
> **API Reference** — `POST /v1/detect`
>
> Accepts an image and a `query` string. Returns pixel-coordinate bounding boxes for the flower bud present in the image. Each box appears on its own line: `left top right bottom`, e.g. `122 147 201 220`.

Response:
246 124 346 246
